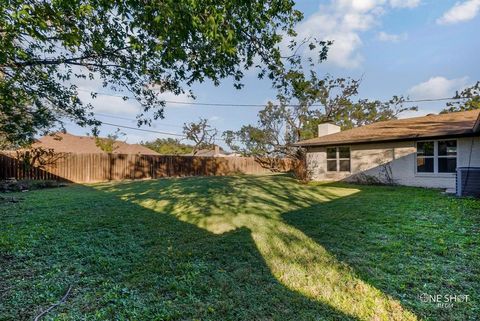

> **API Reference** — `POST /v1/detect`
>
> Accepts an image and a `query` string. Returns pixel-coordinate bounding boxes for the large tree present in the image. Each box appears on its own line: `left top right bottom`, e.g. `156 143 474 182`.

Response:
0 0 303 146
224 70 417 159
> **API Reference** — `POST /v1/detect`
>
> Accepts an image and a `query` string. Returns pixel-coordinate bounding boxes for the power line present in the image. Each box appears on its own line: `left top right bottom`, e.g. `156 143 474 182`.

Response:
160 101 267 107
157 96 467 105
403 97 467 103
100 121 186 137
94 112 184 128
94 113 138 122
79 89 267 107
77 88 469 107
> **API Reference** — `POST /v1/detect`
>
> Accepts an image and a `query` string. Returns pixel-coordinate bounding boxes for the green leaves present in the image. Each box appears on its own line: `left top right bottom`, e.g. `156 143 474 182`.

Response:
141 138 194 155
1 0 300 146
441 81 480 113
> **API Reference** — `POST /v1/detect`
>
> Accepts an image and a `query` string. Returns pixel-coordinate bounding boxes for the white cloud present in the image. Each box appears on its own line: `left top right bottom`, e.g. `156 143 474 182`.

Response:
293 0 418 68
293 1 381 68
76 88 195 119
407 76 469 99
437 0 480 25
389 0 421 8
209 116 222 122
77 91 141 115
377 31 407 42
335 0 384 14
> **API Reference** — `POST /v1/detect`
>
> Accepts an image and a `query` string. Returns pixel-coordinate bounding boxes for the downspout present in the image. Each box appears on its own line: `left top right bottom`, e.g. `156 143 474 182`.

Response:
473 112 480 133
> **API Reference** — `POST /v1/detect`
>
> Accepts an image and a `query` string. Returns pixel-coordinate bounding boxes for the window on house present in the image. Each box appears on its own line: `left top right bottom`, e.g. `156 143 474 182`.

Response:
438 140 457 173
416 140 457 174
416 141 434 173
326 148 337 171
326 147 351 172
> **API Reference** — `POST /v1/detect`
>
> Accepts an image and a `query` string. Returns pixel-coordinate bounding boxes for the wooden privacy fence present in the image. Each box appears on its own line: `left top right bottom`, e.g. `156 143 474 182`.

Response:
0 152 296 183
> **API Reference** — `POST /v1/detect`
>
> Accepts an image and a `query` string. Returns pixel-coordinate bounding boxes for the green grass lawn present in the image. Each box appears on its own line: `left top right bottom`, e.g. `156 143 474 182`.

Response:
1 174 479 321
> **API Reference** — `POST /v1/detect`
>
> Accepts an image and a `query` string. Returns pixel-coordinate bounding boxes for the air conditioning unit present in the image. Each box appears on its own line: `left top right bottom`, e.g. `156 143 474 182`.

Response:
457 167 480 198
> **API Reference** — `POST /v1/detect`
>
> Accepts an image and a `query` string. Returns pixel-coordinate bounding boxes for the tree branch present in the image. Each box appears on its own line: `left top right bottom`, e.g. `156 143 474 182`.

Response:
6 46 131 68
34 285 72 321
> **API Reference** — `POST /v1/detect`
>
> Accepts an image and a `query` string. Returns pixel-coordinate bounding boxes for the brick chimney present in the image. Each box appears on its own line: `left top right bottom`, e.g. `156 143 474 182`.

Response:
318 123 340 137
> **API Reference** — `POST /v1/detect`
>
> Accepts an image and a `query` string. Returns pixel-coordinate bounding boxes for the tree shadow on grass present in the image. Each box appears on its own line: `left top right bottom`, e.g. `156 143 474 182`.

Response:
92 176 361 320
283 182 480 321
90 175 417 320
2 175 360 321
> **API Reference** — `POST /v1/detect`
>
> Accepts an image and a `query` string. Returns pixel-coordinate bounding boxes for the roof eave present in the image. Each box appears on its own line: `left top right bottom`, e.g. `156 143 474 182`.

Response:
295 132 478 147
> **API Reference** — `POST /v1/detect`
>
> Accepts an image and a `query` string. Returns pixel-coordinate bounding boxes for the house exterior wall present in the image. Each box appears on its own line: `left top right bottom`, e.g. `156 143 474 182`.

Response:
306 136 480 190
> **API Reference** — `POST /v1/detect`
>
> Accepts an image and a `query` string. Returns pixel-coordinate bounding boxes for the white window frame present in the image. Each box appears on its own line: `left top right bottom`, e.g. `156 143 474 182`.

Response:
326 146 351 172
415 139 457 175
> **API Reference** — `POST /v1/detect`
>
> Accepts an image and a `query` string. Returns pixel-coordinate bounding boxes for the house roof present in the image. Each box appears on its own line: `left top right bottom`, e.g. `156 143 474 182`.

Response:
33 133 159 155
295 109 480 147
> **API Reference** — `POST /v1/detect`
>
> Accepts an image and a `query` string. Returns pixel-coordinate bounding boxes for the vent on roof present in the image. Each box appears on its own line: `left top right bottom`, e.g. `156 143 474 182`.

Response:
457 167 480 198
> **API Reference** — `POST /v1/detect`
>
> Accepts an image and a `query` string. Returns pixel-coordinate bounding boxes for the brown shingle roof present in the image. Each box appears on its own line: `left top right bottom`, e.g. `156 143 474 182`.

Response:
296 110 480 147
33 133 159 155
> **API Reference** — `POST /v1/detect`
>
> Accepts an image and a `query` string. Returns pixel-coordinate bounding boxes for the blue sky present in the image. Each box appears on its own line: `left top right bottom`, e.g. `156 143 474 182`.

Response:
65 0 480 146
